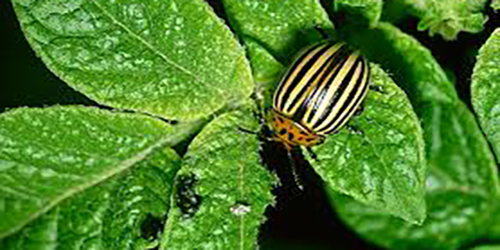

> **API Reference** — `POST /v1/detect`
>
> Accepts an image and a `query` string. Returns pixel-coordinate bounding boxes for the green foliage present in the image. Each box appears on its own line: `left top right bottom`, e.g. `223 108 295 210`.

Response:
493 0 500 10
338 22 458 105
222 0 333 63
472 28 500 160
332 101 499 250
472 28 500 244
4 0 500 249
330 5 499 249
383 0 489 40
333 0 383 27
313 65 426 224
0 107 184 247
472 246 500 250
161 106 276 249
11 0 253 120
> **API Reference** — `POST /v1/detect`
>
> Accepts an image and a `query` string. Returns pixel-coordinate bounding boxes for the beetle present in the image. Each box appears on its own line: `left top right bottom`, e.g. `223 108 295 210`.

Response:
266 42 370 152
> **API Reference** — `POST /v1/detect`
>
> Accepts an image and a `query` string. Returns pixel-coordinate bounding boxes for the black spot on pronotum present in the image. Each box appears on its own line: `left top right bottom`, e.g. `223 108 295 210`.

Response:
278 117 284 123
306 138 314 142
299 131 307 135
176 174 202 219
288 132 295 140
140 214 164 242
279 128 287 135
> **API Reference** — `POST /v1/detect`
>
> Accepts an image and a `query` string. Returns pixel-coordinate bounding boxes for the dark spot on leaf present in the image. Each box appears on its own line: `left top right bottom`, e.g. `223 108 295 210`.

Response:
176 174 202 219
279 129 287 135
140 214 164 242
288 132 295 140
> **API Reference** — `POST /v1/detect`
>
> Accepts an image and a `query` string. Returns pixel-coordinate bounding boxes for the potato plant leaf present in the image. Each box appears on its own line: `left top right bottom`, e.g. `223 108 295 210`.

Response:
332 100 500 250
493 0 500 10
333 0 383 27
484 210 500 240
160 105 276 249
0 106 201 241
1 148 180 250
472 28 500 160
472 246 500 250
244 39 285 113
382 0 489 40
337 22 458 105
313 64 427 224
11 0 253 120
222 0 333 63
328 19 500 248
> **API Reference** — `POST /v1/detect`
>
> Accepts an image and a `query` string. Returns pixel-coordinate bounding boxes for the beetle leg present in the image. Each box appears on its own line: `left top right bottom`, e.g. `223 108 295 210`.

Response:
237 127 257 135
238 126 280 144
306 147 319 161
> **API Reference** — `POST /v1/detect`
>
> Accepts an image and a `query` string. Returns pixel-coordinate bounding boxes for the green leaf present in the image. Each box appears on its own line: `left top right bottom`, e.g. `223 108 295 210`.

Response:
11 0 253 120
244 39 285 112
1 148 180 250
472 28 500 160
493 0 500 10
484 208 500 240
332 101 500 250
313 64 426 224
160 105 276 249
382 0 489 40
338 22 458 105
471 246 500 250
333 0 383 27
0 106 199 240
244 38 284 84
222 0 333 63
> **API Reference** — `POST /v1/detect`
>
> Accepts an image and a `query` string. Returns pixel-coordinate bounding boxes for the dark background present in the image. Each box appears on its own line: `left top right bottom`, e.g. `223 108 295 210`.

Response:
1 0 499 249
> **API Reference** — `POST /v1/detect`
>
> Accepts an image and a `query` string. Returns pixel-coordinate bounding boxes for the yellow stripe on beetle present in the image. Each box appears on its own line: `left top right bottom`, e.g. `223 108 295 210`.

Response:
268 42 370 149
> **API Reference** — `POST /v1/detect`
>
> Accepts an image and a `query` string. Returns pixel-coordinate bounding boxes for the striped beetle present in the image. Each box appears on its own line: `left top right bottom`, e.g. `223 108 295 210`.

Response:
267 42 370 151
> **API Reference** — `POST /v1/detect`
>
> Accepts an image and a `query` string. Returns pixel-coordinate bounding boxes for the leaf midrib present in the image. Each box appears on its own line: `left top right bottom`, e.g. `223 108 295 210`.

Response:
89 0 206 86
